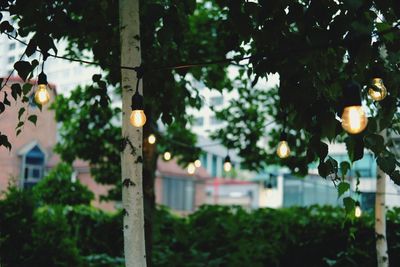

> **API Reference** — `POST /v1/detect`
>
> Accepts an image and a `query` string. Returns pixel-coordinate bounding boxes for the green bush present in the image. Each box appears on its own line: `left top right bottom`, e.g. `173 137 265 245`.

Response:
33 163 94 206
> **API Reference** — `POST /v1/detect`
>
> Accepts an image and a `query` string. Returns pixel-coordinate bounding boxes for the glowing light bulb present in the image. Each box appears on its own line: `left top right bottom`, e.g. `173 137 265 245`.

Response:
130 110 146 127
277 140 290 159
223 155 232 172
194 159 201 168
368 78 387 101
148 134 156 144
355 202 362 218
163 151 171 161
187 163 196 175
34 84 50 105
341 106 368 134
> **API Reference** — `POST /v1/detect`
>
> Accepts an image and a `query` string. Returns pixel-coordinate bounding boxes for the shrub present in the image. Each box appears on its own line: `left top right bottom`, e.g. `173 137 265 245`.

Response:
33 163 94 206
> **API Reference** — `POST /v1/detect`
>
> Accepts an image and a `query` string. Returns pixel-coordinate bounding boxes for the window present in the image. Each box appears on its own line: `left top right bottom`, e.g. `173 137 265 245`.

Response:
201 154 208 169
210 116 221 125
210 96 223 106
22 145 45 188
193 117 204 126
360 192 375 211
9 43 16 50
211 155 218 177
8 56 15 64
162 177 194 211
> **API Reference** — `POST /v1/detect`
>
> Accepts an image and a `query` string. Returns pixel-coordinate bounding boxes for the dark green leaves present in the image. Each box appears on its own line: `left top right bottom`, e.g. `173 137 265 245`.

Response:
345 135 364 162
340 161 351 178
343 197 355 214
18 107 25 120
14 61 33 81
0 21 13 33
338 182 350 198
0 133 11 150
377 154 397 175
11 83 22 100
28 115 37 125
364 133 385 154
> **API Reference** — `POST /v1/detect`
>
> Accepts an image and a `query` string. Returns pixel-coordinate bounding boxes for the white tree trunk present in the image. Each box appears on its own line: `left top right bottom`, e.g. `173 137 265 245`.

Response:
375 129 389 267
119 0 147 266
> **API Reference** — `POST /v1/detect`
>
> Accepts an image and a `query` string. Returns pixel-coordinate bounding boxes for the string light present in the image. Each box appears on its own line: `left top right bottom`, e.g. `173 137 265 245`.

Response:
223 155 232 172
163 151 171 161
277 132 290 159
187 163 196 175
130 75 146 127
368 78 387 101
341 81 368 134
355 201 362 218
148 134 156 144
34 71 50 105
194 159 201 168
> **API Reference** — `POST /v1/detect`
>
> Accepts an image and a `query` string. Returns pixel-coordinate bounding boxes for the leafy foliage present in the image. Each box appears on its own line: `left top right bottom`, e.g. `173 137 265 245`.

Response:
33 163 94 206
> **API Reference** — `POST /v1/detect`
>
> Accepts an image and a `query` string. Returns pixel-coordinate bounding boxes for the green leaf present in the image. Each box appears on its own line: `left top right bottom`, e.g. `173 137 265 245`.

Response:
0 102 4 114
16 129 22 136
0 133 11 150
14 61 32 81
22 83 33 95
364 133 384 154
3 91 10 106
340 161 351 177
390 170 400 186
345 135 364 162
18 107 25 120
16 121 24 129
28 115 37 125
11 83 22 100
338 182 350 198
377 154 396 175
343 197 355 214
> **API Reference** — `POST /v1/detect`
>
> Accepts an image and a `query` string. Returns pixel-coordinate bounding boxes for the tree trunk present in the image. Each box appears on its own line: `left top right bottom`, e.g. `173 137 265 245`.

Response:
143 119 157 267
119 0 147 266
375 129 389 267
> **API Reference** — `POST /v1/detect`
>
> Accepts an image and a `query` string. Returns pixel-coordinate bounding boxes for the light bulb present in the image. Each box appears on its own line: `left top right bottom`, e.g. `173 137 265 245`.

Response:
163 151 171 161
223 155 232 172
148 134 156 144
341 106 368 134
130 110 146 127
277 140 290 159
355 203 362 218
194 159 201 168
368 78 387 101
34 84 50 105
187 163 196 175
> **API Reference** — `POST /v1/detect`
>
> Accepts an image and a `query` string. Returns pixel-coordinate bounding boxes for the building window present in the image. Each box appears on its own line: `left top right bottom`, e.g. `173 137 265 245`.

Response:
211 155 218 177
162 177 194 211
22 145 45 189
8 56 15 64
201 154 208 169
9 43 16 50
193 117 204 126
360 192 375 211
210 96 223 106
210 116 221 125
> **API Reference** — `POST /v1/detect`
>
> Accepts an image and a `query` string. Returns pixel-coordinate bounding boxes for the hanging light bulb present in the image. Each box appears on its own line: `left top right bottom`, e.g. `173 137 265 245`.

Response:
148 134 156 144
163 151 171 161
355 201 362 218
276 132 290 159
187 163 196 175
368 78 387 101
223 155 232 172
341 81 368 134
34 72 50 105
194 159 201 168
130 77 146 127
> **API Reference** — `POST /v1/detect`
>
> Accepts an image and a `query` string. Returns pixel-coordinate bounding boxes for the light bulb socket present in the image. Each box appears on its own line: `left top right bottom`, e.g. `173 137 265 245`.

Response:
224 155 231 164
355 201 360 207
279 132 287 141
38 71 48 85
342 81 362 108
131 91 144 110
